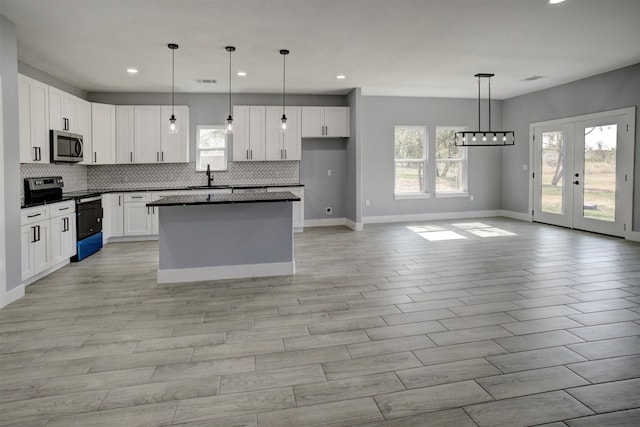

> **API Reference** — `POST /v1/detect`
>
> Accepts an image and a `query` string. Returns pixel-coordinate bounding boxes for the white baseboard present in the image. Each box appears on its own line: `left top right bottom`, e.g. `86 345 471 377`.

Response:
105 235 159 244
158 261 295 284
363 210 503 224
22 259 70 287
304 218 348 228
345 218 364 231
626 231 640 242
0 284 25 309
500 210 532 222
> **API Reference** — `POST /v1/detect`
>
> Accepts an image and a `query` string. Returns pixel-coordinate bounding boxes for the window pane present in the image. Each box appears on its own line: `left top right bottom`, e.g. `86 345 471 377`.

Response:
197 149 225 171
395 160 424 194
395 127 424 160
436 160 462 192
436 127 467 192
198 128 226 148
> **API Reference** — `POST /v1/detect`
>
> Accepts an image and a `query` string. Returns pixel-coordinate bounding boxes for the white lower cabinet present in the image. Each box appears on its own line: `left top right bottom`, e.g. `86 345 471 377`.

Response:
267 186 304 231
103 193 124 241
123 193 153 236
21 201 76 285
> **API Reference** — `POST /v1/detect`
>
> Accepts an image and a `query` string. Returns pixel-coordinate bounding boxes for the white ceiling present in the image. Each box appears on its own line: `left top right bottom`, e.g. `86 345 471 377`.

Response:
1 0 639 99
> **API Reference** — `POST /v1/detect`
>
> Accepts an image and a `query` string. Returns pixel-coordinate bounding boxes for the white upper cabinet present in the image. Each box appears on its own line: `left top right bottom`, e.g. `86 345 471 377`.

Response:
49 86 85 133
115 106 135 163
232 106 266 162
133 105 189 164
134 106 161 163
160 105 189 163
301 106 350 138
76 99 92 165
91 103 116 164
265 106 301 161
18 74 50 163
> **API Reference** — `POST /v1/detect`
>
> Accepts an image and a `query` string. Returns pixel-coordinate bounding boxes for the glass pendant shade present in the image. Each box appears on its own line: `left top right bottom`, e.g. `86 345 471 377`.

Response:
169 114 178 134
280 115 287 133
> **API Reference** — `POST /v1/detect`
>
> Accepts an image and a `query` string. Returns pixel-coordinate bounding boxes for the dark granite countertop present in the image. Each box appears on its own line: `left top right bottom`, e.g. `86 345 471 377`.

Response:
22 183 304 209
147 192 301 207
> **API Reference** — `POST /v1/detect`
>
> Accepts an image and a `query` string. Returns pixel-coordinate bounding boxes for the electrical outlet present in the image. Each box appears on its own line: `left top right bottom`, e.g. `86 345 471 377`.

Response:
522 164 528 171
365 199 370 206
325 207 332 215
327 169 332 177
469 195 474 201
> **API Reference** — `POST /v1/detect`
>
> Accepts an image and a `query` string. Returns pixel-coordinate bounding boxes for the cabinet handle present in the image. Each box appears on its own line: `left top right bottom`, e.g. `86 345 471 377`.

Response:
280 149 283 159
27 213 41 218
250 150 253 160
33 147 38 161
130 152 133 163
161 152 164 161
147 206 150 214
131 196 143 199
284 149 287 159
59 207 70 211
62 217 67 232
118 195 122 206
157 152 159 161
246 149 249 160
31 226 37 243
94 152 97 163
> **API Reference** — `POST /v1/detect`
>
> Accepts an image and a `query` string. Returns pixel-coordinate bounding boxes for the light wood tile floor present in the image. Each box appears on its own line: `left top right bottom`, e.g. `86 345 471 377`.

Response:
1 218 639 426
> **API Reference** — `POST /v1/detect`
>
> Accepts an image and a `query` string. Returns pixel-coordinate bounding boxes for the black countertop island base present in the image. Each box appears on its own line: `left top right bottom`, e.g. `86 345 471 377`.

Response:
147 192 300 207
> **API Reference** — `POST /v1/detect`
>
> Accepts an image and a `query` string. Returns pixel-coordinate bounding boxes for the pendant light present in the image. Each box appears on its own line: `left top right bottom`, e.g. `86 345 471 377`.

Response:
455 73 515 146
225 46 236 134
279 49 289 133
168 43 179 134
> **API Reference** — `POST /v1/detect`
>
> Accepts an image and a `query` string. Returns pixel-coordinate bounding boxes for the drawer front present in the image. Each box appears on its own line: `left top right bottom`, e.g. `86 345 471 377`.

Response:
21 205 50 225
50 200 76 218
124 193 152 203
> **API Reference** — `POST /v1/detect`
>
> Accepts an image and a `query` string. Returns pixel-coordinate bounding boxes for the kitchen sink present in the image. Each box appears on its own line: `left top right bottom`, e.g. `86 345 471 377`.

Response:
188 185 230 190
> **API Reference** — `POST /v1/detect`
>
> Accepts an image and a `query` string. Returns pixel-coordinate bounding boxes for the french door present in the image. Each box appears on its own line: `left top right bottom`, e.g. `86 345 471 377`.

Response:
532 108 635 237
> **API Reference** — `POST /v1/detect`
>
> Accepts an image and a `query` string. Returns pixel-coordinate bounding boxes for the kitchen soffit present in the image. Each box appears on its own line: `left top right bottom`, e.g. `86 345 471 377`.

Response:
1 0 639 99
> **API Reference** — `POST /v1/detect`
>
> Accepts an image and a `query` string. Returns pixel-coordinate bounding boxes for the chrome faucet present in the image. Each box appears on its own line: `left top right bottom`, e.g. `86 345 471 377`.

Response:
206 164 214 187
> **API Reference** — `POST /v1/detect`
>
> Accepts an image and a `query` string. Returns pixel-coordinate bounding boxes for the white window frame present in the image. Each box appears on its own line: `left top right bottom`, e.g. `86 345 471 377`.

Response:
195 125 228 172
435 126 469 197
394 126 430 199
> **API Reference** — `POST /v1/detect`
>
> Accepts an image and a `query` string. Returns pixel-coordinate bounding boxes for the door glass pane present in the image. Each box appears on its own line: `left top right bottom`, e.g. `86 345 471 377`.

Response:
541 131 565 214
583 124 617 222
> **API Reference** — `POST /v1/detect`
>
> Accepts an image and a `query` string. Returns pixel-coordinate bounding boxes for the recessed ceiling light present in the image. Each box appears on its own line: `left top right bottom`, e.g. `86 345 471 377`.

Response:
336 74 346 80
548 0 565 4
237 71 247 77
126 68 138 74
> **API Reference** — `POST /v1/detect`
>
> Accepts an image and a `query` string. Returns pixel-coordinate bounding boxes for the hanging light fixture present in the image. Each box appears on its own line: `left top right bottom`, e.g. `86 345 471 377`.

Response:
168 43 179 134
279 49 289 133
455 73 515 146
225 46 236 134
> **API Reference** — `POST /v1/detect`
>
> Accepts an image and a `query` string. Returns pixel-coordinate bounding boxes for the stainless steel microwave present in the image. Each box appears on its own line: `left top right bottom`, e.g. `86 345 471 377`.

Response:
50 130 83 163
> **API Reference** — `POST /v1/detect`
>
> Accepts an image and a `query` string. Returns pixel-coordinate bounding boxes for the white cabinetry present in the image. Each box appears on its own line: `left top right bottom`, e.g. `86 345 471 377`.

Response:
160 106 190 163
232 106 265 162
123 193 154 236
301 106 350 138
49 201 76 265
116 106 135 163
134 106 189 163
102 193 124 241
18 74 49 163
49 86 88 134
76 100 92 165
266 106 301 161
21 205 51 282
91 103 116 164
267 186 304 231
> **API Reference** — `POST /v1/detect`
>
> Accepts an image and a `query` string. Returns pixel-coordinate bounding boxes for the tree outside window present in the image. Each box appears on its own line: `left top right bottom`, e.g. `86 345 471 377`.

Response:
196 125 227 171
395 127 427 195
435 127 467 194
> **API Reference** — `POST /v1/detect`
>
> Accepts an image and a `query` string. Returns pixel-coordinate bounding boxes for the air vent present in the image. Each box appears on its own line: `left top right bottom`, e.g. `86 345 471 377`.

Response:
196 79 217 84
522 75 545 81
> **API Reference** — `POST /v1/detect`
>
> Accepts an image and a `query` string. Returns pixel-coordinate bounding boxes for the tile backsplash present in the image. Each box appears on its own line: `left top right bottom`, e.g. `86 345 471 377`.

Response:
88 161 300 189
20 163 88 199
21 161 299 200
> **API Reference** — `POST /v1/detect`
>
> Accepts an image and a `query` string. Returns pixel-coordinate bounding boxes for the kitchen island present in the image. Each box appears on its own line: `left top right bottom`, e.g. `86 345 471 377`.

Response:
147 192 300 284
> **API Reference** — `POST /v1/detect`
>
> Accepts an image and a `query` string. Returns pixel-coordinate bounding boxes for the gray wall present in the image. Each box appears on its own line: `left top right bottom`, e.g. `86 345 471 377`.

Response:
301 139 347 219
362 96 503 217
502 63 640 230
88 91 349 220
1 14 21 292
18 61 87 99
